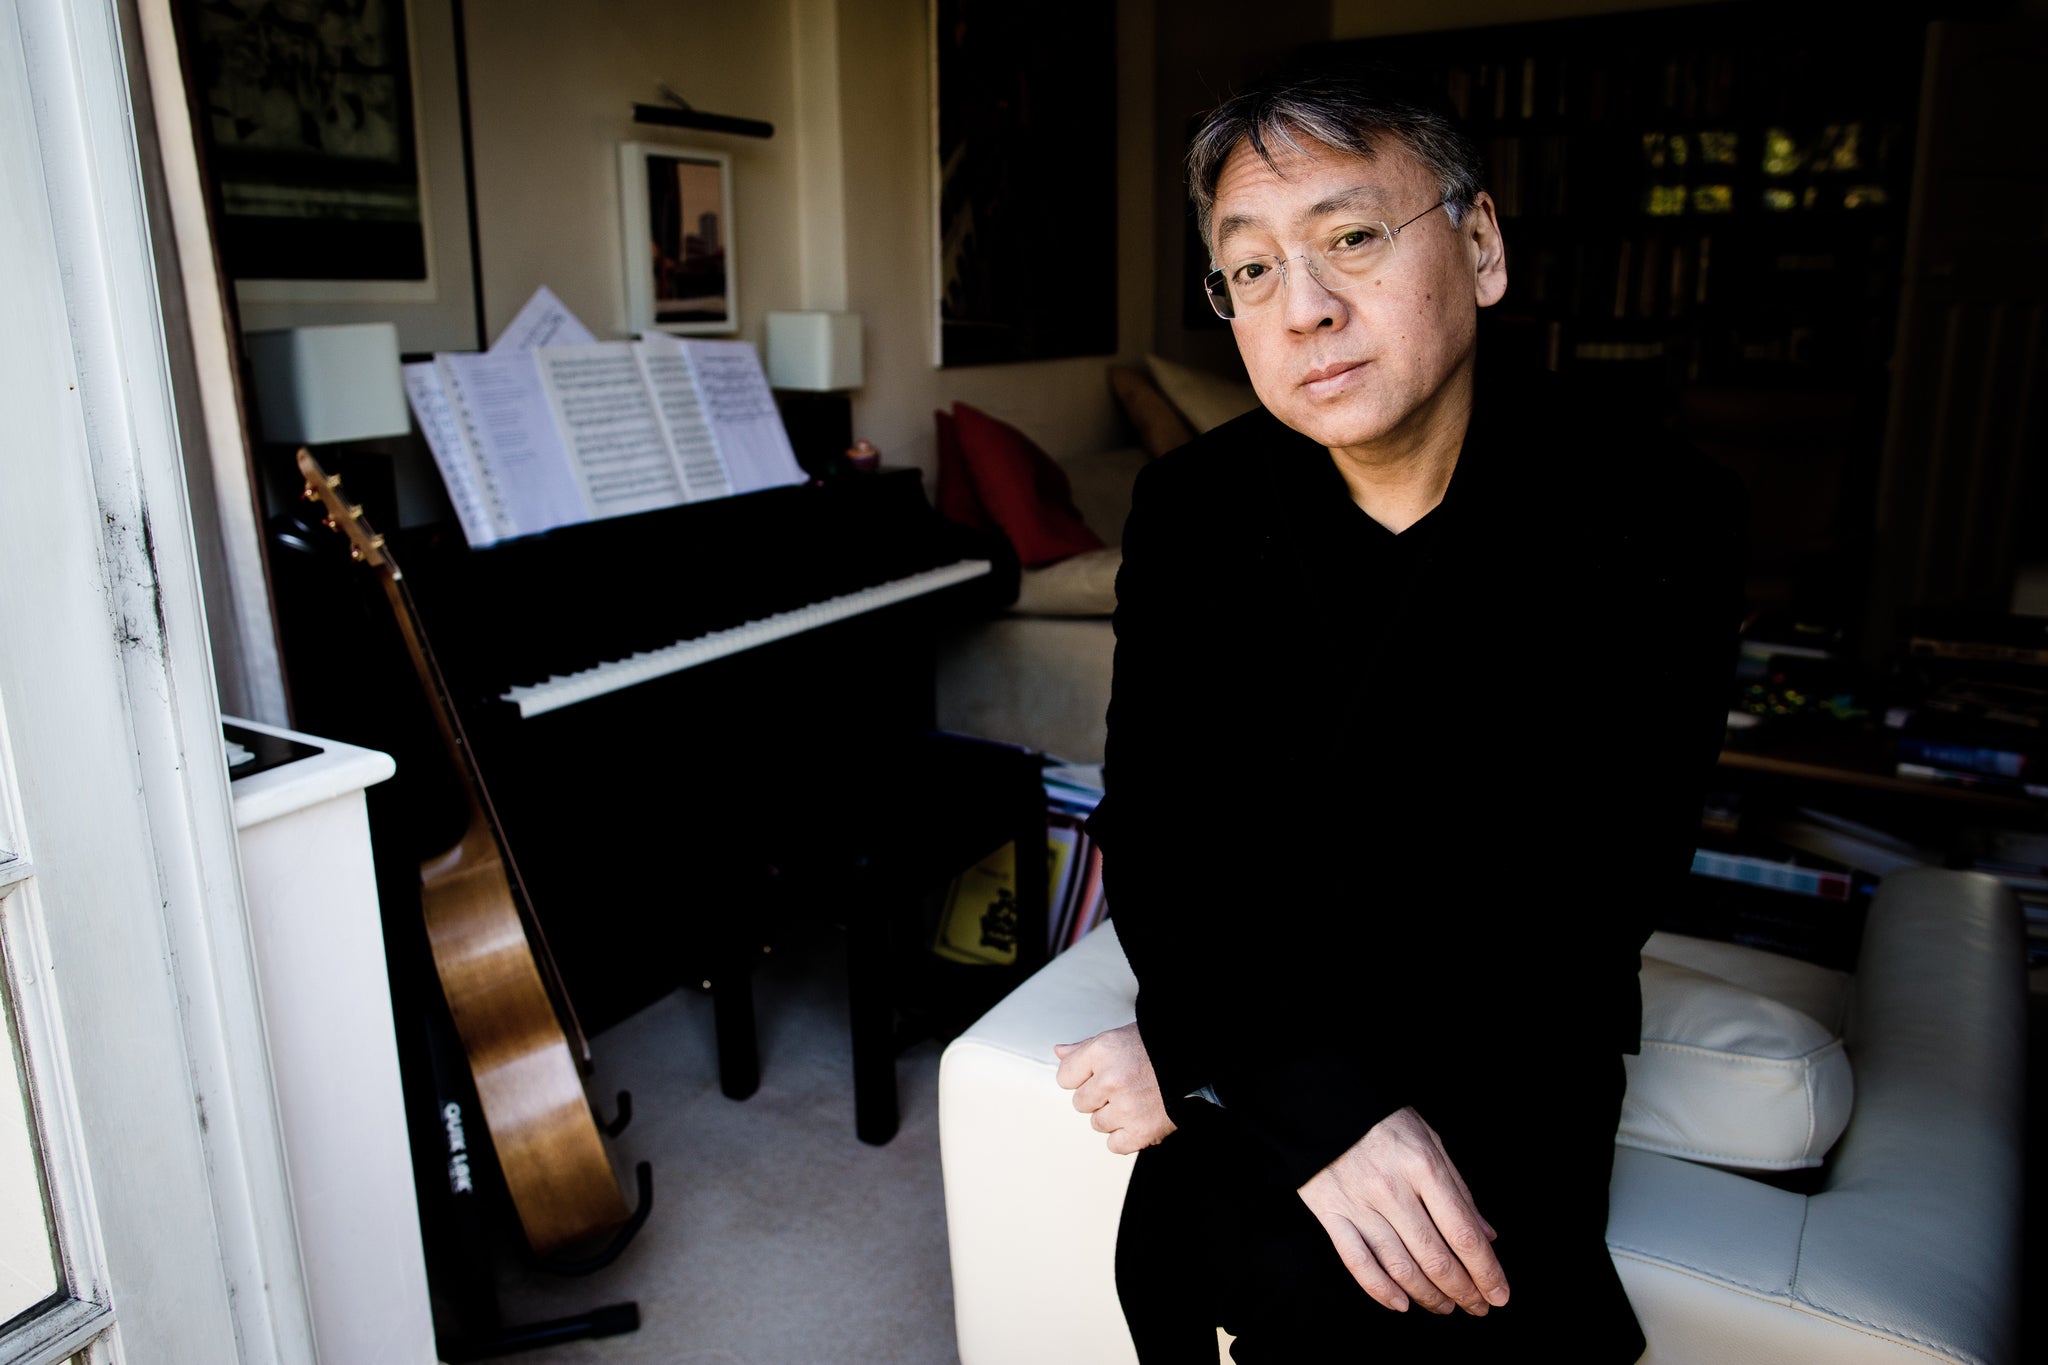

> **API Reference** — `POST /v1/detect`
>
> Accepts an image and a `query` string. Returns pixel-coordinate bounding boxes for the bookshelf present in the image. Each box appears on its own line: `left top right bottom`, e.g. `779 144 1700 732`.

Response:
1311 3 1928 618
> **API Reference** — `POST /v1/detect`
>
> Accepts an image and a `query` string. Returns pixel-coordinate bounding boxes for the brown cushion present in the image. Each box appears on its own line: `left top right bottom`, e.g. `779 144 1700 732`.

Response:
1145 352 1260 433
1108 365 1195 458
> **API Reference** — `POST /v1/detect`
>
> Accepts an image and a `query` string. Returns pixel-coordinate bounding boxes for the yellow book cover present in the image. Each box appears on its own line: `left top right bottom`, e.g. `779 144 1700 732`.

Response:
932 837 1073 967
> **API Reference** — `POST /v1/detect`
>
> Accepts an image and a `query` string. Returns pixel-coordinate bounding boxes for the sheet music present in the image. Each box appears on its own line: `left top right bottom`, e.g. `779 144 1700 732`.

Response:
533 343 687 519
491 284 597 352
634 337 731 501
412 293 804 536
677 340 808 494
429 358 527 543
438 352 588 538
402 362 503 547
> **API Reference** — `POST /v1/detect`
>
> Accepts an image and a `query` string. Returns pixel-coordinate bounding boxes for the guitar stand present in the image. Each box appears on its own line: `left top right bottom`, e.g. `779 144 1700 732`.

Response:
542 1160 655 1276
428 1127 654 1361
414 956 657 1362
436 1302 642 1364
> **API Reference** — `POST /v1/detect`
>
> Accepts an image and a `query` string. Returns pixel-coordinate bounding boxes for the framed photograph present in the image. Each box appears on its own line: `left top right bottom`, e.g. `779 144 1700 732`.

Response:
618 143 737 336
186 0 482 353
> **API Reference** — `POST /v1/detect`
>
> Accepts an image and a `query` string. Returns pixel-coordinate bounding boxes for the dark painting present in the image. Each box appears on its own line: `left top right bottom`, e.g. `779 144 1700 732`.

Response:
935 0 1116 367
186 0 426 281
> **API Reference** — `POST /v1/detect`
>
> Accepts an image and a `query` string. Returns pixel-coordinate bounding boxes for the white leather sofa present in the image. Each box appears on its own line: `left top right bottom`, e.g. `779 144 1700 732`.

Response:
938 868 2026 1364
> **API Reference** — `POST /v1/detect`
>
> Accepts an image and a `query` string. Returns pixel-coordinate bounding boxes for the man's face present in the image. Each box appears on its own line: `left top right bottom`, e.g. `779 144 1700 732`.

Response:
1208 135 1506 456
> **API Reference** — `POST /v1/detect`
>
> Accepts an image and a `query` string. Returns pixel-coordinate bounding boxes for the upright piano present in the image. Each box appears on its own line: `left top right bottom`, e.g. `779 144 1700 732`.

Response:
269 465 1020 1036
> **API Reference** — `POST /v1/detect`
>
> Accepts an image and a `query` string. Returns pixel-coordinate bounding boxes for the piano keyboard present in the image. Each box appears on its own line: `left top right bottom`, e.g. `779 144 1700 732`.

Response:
500 558 993 719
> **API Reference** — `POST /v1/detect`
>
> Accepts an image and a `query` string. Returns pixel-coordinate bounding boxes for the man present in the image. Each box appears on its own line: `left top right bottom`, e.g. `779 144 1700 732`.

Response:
1054 74 1745 1362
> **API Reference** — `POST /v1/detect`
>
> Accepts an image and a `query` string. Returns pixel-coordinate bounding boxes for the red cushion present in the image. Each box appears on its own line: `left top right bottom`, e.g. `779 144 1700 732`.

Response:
933 408 992 531
950 402 1105 567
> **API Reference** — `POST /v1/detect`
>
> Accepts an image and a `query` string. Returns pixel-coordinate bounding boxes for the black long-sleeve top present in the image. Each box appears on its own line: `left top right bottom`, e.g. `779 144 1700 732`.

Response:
1088 372 1748 1190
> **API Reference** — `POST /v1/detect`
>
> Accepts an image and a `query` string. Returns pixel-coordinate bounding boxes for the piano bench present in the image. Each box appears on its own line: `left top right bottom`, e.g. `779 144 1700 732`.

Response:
742 732 1051 1146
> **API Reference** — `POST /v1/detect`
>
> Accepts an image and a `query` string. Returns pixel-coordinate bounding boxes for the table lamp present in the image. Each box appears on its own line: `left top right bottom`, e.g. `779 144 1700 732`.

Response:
765 311 864 478
245 322 410 446
243 322 411 524
765 311 864 392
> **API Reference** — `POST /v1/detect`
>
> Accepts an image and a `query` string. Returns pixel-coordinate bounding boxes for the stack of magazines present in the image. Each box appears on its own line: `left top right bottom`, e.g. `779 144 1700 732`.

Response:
1042 763 1108 954
1959 826 2048 967
930 759 1108 966
1885 675 2048 799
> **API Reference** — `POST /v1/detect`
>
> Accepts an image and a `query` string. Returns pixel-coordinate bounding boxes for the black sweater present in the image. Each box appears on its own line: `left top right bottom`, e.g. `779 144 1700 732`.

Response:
1088 374 1748 1189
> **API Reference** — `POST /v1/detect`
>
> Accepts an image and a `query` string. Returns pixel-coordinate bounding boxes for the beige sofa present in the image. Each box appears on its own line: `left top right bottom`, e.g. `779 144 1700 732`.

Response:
938 868 2027 1364
933 355 1265 763
933 443 1145 763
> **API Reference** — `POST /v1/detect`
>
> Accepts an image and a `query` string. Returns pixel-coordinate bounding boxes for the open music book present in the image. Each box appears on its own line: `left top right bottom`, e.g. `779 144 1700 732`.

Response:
404 289 806 547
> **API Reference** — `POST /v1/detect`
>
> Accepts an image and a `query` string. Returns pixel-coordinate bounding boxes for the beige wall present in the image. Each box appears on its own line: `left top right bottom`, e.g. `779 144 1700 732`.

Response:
464 0 804 345
461 0 1158 486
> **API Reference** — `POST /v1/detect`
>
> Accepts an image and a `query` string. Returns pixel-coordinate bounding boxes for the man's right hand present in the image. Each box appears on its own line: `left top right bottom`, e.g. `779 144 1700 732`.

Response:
1296 1106 1508 1317
1054 1022 1178 1154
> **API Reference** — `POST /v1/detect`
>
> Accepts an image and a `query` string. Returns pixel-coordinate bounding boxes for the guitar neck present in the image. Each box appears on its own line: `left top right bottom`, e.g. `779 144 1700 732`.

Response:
376 567 594 1067
292 448 593 1067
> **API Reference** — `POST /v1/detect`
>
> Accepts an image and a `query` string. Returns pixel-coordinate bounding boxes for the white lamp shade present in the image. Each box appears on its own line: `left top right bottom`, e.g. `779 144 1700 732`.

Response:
765 311 864 391
245 322 410 445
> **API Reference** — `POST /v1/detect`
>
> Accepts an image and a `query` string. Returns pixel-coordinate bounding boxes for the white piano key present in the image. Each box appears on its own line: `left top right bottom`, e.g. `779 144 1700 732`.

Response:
501 558 993 718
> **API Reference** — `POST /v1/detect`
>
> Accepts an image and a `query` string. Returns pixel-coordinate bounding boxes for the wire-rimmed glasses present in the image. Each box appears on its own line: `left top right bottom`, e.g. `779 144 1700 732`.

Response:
1203 199 1449 320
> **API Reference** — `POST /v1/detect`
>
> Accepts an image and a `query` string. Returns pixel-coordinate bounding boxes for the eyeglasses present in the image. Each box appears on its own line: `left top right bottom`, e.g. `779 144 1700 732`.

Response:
1203 199 1450 320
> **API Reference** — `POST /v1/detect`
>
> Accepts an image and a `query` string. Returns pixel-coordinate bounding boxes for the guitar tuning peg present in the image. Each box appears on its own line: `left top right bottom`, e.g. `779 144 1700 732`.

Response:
349 545 364 561
324 473 342 489
300 486 320 503
369 533 386 550
321 517 338 531
347 504 364 519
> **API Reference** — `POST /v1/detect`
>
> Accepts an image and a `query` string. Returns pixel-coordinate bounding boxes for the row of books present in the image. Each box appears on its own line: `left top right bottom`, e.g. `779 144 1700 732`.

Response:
1694 795 2048 968
1441 51 1743 129
929 761 1108 968
1688 806 1905 907
1044 764 1110 956
1885 622 2048 799
1957 826 2048 968
1681 798 1943 966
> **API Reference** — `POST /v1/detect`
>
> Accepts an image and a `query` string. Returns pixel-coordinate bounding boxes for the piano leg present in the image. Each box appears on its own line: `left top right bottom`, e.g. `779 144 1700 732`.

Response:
847 867 901 1146
711 970 760 1102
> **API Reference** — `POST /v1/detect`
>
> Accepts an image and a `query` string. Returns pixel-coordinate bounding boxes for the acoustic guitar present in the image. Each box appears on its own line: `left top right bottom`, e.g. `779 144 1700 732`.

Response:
297 450 643 1259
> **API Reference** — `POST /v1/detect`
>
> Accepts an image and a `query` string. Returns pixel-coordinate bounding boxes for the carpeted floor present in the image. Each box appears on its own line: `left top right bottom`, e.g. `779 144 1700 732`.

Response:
472 917 963 1365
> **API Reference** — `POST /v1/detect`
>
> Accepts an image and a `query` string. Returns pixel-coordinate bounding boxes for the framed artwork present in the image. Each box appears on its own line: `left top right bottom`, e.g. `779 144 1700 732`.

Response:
618 143 737 336
186 0 482 353
931 0 1116 367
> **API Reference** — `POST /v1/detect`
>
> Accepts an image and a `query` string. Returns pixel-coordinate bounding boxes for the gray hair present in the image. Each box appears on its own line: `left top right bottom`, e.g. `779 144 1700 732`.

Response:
1186 74 1484 258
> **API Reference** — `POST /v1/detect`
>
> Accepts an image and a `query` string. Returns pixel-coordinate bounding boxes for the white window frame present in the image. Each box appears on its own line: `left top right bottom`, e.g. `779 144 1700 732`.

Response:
0 0 315 1359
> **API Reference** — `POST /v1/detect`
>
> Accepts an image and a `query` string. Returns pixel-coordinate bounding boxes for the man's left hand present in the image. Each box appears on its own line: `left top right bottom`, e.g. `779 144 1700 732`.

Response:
1054 1022 1178 1154
1298 1106 1507 1317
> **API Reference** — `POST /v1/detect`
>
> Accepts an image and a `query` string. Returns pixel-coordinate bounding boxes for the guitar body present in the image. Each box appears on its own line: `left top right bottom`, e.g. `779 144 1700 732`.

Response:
420 825 629 1254
296 451 633 1259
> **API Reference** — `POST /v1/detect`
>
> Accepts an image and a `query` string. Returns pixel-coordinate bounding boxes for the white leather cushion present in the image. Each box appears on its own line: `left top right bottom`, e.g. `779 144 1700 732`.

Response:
1620 957 1854 1171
